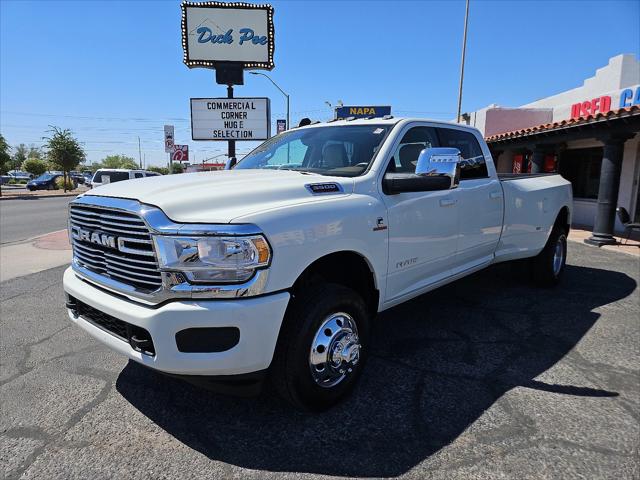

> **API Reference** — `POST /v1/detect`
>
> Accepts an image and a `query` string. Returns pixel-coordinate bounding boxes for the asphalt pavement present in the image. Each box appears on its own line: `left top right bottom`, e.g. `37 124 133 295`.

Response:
0 196 74 244
1 242 639 479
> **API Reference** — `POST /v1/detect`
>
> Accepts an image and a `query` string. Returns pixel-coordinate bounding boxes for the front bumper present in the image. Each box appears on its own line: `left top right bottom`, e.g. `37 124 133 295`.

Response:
63 267 290 376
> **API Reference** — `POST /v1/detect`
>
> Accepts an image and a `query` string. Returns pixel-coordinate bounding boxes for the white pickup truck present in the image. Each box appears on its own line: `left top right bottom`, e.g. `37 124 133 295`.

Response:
64 118 572 410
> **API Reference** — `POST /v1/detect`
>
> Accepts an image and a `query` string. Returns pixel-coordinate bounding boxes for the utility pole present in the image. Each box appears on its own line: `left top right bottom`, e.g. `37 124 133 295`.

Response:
137 136 142 169
456 0 470 123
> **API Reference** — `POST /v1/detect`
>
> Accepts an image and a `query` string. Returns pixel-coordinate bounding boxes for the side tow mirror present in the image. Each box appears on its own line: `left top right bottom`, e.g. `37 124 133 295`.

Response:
383 147 462 194
383 173 453 194
415 147 461 189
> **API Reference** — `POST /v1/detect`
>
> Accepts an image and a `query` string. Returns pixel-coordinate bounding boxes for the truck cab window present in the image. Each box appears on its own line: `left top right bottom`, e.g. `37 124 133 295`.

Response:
389 126 439 173
235 125 390 177
437 128 488 180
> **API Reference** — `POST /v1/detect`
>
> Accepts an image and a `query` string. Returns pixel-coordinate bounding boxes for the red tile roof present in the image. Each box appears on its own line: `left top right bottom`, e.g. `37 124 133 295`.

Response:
485 105 640 142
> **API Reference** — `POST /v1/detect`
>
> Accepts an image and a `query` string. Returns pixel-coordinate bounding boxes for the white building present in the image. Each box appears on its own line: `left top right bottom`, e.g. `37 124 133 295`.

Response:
464 54 640 244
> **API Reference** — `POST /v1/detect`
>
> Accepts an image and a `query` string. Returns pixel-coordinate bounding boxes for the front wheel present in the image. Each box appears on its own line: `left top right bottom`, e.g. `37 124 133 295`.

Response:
271 283 370 411
531 227 567 287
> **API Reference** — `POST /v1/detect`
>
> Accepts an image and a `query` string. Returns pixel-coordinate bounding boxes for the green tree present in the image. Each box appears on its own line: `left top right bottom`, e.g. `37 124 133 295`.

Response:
27 145 42 160
42 127 85 192
97 155 138 170
170 162 184 174
0 134 11 197
22 157 48 177
0 134 11 175
147 165 168 175
12 144 27 171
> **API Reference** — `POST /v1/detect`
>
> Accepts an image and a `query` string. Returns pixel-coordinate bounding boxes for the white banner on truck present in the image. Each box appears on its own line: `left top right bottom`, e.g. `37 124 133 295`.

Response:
190 97 270 141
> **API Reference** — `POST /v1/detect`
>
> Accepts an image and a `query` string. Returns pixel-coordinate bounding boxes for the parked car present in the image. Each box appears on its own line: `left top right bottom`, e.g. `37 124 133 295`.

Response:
26 172 64 191
64 118 572 411
70 171 87 185
8 170 34 181
90 169 161 188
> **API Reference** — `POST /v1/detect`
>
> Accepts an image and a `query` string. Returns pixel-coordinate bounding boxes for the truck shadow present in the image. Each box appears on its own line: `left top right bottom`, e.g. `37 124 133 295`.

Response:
116 262 636 477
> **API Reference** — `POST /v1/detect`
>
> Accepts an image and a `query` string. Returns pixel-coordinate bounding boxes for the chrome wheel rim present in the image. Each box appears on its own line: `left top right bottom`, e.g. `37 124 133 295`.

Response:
553 236 565 276
309 312 361 388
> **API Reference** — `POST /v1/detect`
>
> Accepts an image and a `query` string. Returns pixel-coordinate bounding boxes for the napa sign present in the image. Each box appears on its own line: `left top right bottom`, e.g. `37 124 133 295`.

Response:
335 106 392 119
181 2 275 70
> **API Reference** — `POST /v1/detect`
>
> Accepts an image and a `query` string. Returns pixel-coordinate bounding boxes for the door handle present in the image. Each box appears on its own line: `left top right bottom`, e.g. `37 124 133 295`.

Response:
439 198 457 207
489 191 503 199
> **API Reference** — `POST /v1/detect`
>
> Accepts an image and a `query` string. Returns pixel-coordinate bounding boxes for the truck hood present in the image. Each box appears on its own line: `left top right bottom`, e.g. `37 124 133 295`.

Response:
84 169 354 223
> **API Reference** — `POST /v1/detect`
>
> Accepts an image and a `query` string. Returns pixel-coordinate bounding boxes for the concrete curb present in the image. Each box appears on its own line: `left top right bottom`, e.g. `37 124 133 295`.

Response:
0 192 82 201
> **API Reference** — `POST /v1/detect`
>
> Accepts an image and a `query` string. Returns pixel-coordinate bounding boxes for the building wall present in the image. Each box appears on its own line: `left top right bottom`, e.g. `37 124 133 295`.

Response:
493 134 640 231
520 54 640 122
484 108 552 137
474 54 640 231
619 134 640 223
467 54 640 137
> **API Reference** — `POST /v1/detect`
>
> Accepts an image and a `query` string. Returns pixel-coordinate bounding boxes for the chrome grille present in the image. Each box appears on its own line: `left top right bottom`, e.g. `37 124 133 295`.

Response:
69 204 162 291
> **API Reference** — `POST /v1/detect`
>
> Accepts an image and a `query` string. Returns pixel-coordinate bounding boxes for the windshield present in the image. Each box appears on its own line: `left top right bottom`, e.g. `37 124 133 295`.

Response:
234 125 391 177
34 173 56 181
93 170 130 183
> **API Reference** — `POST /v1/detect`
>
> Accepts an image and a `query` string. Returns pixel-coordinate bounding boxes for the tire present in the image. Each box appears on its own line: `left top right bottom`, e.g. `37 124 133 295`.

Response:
271 283 370 411
531 227 567 287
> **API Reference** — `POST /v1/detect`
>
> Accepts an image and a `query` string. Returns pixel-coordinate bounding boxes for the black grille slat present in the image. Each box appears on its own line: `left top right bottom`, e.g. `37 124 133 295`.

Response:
70 204 162 291
71 207 144 222
70 211 148 227
108 271 161 288
71 297 155 356
103 255 158 274
69 216 150 236
103 251 157 266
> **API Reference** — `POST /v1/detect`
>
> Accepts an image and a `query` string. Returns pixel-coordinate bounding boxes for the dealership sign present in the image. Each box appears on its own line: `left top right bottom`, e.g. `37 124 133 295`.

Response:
335 105 391 119
570 85 640 119
181 2 275 70
190 97 270 141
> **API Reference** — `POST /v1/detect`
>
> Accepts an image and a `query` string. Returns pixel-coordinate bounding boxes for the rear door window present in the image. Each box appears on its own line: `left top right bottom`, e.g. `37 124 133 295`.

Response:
94 170 130 183
436 128 488 180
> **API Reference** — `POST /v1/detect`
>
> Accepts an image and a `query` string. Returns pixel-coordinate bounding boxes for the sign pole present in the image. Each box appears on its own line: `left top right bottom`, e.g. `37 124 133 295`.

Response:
227 84 236 161
456 0 470 123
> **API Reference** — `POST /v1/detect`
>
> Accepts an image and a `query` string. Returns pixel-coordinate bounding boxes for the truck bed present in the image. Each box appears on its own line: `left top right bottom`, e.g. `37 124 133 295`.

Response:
498 173 559 181
495 173 573 262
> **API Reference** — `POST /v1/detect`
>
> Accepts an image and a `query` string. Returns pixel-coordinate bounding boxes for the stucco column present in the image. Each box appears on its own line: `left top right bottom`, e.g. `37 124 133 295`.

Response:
585 136 630 246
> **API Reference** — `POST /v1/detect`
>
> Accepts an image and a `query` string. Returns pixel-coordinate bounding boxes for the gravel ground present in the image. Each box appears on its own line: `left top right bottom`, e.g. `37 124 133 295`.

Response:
1 241 638 479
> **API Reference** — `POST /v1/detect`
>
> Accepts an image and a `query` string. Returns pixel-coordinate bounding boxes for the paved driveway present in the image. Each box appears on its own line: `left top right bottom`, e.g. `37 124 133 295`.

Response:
0 196 74 244
1 242 638 479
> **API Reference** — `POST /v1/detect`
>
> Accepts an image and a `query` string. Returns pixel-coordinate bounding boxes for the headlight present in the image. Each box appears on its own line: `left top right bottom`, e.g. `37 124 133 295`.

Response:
153 235 271 283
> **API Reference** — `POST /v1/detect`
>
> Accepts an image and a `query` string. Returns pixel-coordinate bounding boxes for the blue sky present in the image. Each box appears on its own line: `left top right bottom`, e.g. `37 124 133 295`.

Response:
1 0 638 166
